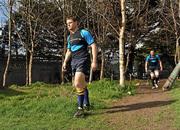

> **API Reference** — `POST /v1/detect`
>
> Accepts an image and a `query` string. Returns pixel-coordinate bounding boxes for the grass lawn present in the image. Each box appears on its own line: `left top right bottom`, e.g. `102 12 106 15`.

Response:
0 79 135 130
170 80 180 129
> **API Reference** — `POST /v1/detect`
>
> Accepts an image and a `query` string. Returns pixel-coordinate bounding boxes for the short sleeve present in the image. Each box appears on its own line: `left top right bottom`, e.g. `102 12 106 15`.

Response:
145 55 150 62
67 35 71 49
156 55 160 60
80 29 94 45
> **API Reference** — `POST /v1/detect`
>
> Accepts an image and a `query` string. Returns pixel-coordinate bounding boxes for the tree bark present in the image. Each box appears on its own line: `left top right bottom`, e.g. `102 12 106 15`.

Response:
26 52 29 85
86 1 93 84
2 0 12 87
61 29 67 84
28 50 33 85
100 50 105 80
170 0 180 64
119 0 126 86
27 0 34 85
61 0 67 84
163 62 180 90
89 44 93 83
175 37 180 63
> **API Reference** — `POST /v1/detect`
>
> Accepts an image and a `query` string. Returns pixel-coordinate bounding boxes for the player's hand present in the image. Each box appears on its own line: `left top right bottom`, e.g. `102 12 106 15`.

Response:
91 62 97 71
62 62 67 72
160 67 163 72
145 68 148 73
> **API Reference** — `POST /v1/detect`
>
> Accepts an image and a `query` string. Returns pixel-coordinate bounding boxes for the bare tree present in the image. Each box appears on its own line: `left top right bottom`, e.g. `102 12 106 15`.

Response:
15 0 62 85
61 0 67 84
119 0 126 86
170 0 180 64
54 0 67 84
2 0 13 87
89 0 119 80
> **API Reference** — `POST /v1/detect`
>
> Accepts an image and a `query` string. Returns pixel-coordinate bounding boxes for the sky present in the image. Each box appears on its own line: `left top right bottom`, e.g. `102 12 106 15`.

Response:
0 0 8 27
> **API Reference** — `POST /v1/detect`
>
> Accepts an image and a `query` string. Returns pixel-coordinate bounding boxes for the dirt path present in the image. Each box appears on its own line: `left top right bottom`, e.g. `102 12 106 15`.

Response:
101 79 177 130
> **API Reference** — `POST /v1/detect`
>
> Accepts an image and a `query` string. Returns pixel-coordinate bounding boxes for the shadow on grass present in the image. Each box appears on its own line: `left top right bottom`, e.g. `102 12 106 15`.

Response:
91 100 177 116
0 87 25 97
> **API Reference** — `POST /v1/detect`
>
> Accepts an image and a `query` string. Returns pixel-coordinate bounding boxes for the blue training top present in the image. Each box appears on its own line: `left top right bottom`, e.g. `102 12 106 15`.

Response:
145 54 160 67
67 29 94 52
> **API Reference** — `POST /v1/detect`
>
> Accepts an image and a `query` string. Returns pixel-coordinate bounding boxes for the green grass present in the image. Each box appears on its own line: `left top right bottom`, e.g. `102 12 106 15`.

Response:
170 80 180 129
0 79 136 130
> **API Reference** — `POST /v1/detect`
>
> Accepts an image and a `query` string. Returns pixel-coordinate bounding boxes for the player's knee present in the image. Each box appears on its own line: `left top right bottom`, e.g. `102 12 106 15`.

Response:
74 82 82 88
74 82 85 95
154 71 159 77
155 74 159 78
150 74 154 79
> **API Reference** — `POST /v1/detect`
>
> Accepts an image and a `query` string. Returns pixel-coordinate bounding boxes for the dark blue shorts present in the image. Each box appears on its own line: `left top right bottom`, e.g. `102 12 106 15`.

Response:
71 56 91 77
147 66 159 75
149 66 159 72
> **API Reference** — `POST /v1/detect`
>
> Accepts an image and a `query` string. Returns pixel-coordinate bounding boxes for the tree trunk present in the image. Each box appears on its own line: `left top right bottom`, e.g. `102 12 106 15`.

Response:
2 0 12 87
28 50 33 85
163 62 180 90
125 51 130 74
119 0 126 86
61 0 67 84
89 51 93 83
26 52 29 85
61 30 67 84
15 44 18 59
170 0 180 64
179 0 180 19
86 1 93 84
25 18 30 85
175 37 180 63
100 50 105 80
27 0 34 85
28 24 34 85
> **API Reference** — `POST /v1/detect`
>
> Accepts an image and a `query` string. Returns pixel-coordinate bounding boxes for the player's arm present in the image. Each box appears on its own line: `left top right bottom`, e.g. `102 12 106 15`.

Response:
90 43 97 71
159 60 163 71
145 61 148 73
145 56 149 73
81 29 97 71
157 55 163 71
62 49 71 71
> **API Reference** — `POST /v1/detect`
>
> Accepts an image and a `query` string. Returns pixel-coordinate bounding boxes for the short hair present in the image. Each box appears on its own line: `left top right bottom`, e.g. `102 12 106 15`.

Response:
150 50 154 52
66 15 79 22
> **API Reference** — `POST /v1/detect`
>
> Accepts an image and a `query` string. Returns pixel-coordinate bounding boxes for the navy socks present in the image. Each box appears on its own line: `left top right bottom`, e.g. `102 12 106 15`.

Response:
77 95 84 108
77 88 90 109
84 88 90 106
